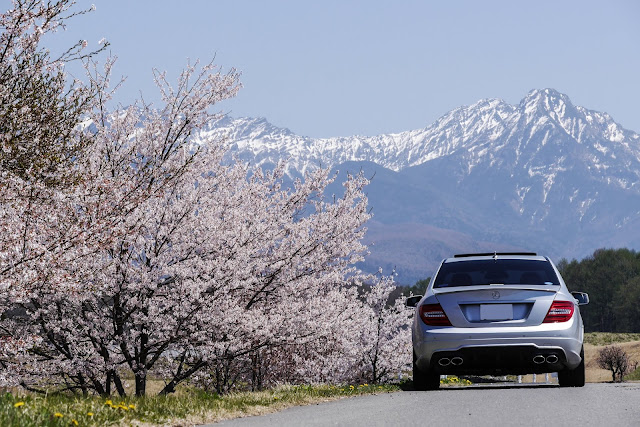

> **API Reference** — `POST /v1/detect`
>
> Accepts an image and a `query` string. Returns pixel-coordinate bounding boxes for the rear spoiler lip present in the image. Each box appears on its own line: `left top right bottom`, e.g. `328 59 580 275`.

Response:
453 252 538 258
433 284 559 295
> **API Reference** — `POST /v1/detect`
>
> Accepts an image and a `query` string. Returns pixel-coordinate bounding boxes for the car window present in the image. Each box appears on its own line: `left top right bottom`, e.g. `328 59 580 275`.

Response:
434 259 560 288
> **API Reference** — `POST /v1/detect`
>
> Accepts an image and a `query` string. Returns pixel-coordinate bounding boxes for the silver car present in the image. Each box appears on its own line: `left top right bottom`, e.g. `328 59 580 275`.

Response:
406 252 589 390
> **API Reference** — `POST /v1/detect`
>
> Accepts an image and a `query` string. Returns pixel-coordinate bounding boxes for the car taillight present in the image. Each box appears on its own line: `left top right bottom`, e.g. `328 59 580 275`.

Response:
419 303 452 326
543 300 575 323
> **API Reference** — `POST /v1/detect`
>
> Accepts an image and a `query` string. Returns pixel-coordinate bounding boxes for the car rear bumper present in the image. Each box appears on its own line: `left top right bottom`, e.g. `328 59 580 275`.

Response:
413 319 584 375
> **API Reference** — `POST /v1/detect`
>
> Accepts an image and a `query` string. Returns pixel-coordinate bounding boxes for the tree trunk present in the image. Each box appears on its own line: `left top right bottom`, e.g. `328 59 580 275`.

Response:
159 380 177 395
251 351 263 391
158 359 207 395
113 371 126 396
135 371 146 396
105 371 111 395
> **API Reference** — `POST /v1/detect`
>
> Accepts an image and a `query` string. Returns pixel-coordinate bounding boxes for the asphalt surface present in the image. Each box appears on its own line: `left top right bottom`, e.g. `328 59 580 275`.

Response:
210 383 640 426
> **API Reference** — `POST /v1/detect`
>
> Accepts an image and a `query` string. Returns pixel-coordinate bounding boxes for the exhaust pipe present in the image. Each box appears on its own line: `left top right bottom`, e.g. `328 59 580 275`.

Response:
438 358 451 366
451 357 464 366
546 354 559 364
533 355 546 364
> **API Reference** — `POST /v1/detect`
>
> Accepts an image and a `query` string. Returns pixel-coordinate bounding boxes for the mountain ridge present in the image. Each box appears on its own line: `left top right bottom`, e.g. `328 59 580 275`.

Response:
201 88 640 177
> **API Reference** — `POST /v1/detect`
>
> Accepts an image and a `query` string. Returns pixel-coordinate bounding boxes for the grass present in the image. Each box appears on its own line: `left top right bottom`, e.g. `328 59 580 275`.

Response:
0 383 399 426
584 332 640 346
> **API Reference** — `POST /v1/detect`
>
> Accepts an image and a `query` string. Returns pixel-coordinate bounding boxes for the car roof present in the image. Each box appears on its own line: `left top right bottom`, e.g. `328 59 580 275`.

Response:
443 252 548 263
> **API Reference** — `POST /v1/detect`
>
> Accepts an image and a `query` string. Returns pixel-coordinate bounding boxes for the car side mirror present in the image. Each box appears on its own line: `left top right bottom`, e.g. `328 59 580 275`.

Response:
571 292 589 306
406 295 422 308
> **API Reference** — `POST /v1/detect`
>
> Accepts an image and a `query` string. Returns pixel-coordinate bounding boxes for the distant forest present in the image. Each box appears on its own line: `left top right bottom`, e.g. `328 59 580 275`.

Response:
558 248 640 333
400 248 640 333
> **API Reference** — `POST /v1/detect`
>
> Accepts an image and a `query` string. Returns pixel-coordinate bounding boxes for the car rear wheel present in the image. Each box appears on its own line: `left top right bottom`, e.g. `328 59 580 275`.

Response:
413 352 440 390
558 347 585 387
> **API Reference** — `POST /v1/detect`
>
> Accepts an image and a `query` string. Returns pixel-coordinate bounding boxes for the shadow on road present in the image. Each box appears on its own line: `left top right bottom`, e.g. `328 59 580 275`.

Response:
401 380 559 391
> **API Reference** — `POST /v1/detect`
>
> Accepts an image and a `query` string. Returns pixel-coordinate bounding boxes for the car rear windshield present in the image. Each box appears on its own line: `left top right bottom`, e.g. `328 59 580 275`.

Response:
434 259 560 288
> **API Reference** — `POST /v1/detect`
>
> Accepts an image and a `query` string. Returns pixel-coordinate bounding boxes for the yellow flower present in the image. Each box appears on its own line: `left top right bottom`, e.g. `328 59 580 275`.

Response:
364 383 368 386
13 401 25 408
128 404 136 409
105 399 113 406
87 412 94 416
118 404 129 410
72 420 79 426
54 412 64 418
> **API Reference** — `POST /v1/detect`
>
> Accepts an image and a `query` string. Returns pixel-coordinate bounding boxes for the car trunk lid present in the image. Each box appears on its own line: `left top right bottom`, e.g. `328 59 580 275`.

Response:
434 285 558 327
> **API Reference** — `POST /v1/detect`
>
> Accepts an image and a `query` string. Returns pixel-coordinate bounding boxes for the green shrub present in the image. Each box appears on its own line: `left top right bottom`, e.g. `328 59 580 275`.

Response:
624 366 640 381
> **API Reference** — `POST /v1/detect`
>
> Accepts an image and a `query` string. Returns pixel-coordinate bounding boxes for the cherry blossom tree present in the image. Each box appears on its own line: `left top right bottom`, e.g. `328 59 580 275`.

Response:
0 0 112 386
1 57 243 394
0 0 412 397
0 0 110 304
2 49 374 395
231 273 412 390
1 0 108 186
353 273 412 384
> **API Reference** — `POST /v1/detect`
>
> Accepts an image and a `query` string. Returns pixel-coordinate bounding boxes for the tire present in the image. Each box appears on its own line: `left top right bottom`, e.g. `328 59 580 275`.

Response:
413 352 440 390
558 346 586 387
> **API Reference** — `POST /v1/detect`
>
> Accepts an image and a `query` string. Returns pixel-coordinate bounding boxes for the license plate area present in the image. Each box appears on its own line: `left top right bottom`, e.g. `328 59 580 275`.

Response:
480 304 513 320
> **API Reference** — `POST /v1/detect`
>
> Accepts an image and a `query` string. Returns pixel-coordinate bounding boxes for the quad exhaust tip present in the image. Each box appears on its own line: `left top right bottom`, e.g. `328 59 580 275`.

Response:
438 358 451 366
438 357 464 367
451 357 464 366
533 354 559 364
546 354 559 364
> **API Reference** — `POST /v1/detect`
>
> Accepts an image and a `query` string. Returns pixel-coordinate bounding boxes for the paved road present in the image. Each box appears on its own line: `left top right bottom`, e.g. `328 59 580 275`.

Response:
212 383 640 426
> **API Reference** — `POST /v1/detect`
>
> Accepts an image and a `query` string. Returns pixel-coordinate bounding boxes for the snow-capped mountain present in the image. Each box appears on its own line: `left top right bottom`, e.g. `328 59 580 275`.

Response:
200 89 640 283
202 88 640 178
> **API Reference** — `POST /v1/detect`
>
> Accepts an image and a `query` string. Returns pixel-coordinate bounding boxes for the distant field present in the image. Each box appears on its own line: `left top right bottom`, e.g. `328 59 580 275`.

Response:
583 333 640 382
584 332 640 346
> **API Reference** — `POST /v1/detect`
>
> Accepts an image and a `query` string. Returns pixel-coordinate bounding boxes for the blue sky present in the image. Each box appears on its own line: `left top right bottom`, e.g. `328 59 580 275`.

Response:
34 0 640 138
